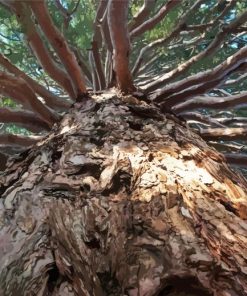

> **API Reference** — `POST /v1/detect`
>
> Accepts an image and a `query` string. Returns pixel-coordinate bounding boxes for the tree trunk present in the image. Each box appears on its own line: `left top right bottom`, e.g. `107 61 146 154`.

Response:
0 93 246 296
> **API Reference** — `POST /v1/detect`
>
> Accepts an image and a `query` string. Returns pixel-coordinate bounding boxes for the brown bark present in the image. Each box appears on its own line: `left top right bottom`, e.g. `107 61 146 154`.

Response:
10 1 76 98
130 0 181 39
0 95 247 296
0 53 71 111
0 108 50 133
29 0 87 98
0 71 60 127
108 0 135 93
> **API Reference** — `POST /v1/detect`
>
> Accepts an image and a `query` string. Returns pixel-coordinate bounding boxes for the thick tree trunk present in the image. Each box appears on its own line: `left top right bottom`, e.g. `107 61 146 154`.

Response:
0 93 246 296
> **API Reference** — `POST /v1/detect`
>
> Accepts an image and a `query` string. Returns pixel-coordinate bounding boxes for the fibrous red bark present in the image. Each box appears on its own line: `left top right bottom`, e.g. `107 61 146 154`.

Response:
108 0 135 93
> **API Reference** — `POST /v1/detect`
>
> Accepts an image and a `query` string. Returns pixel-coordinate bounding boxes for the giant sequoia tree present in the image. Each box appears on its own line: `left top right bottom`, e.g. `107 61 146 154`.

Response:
0 1 247 295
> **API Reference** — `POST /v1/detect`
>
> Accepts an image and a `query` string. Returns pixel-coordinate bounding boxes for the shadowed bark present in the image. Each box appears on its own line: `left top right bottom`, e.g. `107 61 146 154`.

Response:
0 94 246 296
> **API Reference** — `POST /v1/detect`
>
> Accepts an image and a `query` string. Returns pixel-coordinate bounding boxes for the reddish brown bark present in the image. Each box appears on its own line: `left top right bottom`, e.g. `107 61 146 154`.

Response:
29 0 87 98
130 0 181 39
0 95 247 295
0 71 59 127
128 0 156 32
10 1 76 98
0 53 71 111
108 0 135 93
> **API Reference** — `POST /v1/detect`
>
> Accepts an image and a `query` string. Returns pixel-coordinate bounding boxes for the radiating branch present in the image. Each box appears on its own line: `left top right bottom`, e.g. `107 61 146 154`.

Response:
173 91 247 113
0 108 50 132
128 0 156 32
29 0 87 98
10 1 76 98
0 53 71 111
199 127 247 141
108 0 135 92
130 0 181 39
0 71 60 127
0 134 41 147
144 9 247 92
151 46 247 103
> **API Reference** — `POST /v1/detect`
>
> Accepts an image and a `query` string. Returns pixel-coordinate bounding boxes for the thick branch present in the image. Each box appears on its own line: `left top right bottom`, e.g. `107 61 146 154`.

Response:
128 0 156 32
0 108 50 132
224 153 247 167
130 0 181 39
108 0 135 93
152 46 247 103
29 0 87 98
0 134 41 147
173 91 247 113
180 112 224 128
199 127 247 141
0 53 71 110
144 10 247 92
10 1 75 98
0 71 59 127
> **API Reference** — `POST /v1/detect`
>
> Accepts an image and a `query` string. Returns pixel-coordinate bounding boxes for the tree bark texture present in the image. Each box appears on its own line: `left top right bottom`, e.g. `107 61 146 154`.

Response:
0 94 247 296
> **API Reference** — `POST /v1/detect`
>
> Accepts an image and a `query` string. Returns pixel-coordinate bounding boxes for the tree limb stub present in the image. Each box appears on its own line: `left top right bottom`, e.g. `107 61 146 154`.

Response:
199 127 247 141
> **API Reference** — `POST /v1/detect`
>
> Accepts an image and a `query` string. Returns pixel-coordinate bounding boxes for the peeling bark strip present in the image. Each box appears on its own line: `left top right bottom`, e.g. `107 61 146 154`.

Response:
108 0 135 93
29 0 87 98
0 95 247 295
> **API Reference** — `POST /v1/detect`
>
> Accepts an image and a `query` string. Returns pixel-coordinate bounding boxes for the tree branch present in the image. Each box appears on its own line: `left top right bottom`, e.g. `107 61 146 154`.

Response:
108 0 135 93
128 0 156 32
0 53 71 111
0 71 60 127
131 0 204 77
130 0 181 39
144 9 247 92
151 45 247 103
29 0 87 98
199 127 247 141
180 112 225 128
173 91 247 113
0 134 41 147
10 1 76 98
224 153 247 167
0 108 50 133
